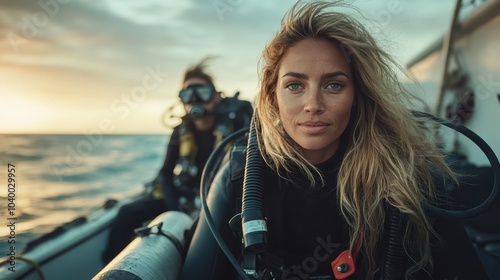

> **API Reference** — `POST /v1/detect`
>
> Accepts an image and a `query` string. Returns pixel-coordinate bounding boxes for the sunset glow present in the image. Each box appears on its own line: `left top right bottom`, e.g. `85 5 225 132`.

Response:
0 0 457 134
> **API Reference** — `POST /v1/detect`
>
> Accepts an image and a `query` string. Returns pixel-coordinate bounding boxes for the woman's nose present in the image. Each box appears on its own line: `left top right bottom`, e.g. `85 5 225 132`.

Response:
303 88 324 114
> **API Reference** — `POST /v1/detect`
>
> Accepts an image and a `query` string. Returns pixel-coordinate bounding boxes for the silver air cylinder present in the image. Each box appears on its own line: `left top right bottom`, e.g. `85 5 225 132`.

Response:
93 211 193 280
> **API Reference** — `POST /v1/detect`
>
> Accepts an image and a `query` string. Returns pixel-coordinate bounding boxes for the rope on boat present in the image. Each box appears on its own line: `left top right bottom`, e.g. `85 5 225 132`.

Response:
0 255 45 280
17 256 45 280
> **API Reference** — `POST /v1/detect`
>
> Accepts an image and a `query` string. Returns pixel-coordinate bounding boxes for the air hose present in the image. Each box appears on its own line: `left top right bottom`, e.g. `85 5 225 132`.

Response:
381 206 407 280
413 111 500 218
241 112 268 253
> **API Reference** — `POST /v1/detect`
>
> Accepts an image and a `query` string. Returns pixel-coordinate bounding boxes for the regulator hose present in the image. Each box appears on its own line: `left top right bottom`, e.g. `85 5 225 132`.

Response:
381 206 407 280
413 111 500 218
241 112 268 253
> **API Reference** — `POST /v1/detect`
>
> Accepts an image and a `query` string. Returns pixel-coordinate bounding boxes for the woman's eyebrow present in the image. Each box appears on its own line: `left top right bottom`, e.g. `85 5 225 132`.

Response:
321 71 349 80
282 72 308 79
281 71 349 80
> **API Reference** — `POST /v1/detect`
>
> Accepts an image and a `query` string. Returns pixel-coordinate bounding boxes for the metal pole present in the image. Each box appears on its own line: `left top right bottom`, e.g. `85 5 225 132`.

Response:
436 0 463 116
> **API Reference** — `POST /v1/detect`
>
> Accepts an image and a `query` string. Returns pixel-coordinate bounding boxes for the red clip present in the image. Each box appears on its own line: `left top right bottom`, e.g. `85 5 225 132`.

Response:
331 250 355 279
331 237 362 279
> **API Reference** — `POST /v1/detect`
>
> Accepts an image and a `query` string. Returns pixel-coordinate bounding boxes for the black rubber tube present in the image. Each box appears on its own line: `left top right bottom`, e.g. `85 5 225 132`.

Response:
241 112 268 253
413 111 500 218
381 206 407 280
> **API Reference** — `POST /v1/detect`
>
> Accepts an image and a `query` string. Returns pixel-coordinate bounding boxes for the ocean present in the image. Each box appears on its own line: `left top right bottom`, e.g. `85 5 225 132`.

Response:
0 134 169 254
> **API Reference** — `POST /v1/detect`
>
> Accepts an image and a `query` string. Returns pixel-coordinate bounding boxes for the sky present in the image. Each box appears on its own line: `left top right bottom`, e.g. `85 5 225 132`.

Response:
0 0 478 134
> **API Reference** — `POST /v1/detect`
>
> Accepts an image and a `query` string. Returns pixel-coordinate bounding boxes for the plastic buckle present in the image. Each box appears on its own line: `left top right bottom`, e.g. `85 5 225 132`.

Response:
330 249 356 279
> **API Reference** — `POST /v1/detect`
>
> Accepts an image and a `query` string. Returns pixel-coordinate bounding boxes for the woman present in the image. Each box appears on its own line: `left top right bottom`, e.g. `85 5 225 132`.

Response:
181 1 488 279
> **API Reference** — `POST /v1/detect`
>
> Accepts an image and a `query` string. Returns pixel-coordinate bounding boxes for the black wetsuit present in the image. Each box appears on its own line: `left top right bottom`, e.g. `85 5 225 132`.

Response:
190 141 489 280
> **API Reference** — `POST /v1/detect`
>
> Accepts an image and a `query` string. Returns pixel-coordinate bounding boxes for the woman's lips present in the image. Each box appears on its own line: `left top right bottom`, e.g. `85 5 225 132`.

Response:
299 121 330 134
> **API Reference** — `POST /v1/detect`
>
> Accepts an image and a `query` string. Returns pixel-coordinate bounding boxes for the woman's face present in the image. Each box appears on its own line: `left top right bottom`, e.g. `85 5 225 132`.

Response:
182 77 218 114
276 38 355 164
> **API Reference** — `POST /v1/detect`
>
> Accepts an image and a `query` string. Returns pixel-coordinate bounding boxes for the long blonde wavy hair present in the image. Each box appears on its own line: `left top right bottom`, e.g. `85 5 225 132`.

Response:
255 1 455 278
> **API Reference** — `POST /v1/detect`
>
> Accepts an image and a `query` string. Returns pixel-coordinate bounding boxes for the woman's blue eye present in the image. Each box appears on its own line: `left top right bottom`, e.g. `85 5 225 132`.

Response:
327 83 343 91
286 83 302 91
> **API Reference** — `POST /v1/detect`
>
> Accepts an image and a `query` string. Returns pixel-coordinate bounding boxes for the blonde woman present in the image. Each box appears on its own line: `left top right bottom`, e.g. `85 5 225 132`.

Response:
181 1 487 279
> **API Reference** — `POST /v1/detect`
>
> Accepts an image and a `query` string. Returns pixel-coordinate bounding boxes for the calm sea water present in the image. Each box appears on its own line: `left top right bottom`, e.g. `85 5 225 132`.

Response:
0 134 168 254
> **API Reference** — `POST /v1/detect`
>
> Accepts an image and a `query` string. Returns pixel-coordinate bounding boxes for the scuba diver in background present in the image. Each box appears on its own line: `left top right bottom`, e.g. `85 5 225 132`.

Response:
181 2 488 279
102 58 253 264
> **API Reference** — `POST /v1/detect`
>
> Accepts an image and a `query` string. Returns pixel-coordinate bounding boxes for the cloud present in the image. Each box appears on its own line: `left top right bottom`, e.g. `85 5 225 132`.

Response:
0 0 477 133
1 0 188 70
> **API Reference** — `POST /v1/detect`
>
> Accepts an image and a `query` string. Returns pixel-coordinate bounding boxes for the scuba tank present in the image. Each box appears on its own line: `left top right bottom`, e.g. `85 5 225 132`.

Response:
94 211 194 280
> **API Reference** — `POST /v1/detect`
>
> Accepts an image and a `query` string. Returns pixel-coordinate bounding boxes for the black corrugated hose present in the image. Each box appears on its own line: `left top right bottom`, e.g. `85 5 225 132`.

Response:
381 205 407 280
241 111 268 253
